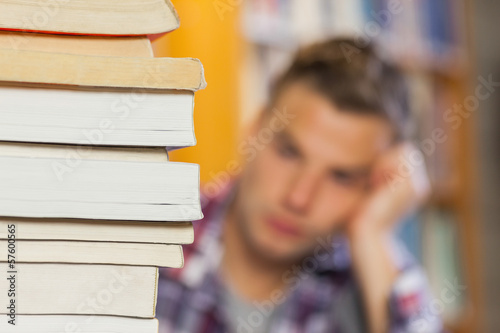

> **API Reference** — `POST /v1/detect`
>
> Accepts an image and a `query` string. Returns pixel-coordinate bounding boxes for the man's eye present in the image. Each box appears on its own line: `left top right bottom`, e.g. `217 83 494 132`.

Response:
330 171 356 186
277 143 299 159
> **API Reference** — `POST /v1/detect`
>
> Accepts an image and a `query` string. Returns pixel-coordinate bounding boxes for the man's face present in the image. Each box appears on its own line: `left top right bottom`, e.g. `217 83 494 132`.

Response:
235 82 394 263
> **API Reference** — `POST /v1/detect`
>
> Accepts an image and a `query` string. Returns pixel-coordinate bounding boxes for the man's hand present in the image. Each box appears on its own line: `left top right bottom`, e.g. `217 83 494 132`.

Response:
346 143 431 333
348 142 431 237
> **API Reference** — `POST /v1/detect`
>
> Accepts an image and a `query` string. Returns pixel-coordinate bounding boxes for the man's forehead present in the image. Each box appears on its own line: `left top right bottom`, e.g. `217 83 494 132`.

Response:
269 101 393 168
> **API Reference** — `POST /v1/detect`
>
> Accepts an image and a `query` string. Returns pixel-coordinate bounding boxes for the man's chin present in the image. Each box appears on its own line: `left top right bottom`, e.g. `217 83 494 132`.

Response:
237 214 311 264
251 237 311 265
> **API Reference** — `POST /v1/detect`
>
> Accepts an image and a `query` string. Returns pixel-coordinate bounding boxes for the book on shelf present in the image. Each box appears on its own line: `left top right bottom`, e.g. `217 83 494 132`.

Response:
396 213 423 263
422 209 466 322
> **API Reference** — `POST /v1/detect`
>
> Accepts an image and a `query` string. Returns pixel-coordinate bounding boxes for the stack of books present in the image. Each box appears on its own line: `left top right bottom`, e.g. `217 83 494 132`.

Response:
0 1 205 332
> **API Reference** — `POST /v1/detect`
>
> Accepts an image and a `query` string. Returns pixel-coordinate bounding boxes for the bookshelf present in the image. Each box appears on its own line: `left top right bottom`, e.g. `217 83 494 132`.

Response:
239 0 481 332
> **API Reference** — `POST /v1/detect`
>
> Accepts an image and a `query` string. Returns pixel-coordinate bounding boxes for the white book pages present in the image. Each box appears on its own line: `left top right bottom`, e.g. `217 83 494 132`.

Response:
0 157 202 221
0 240 184 267
0 142 169 162
1 315 158 333
0 218 193 244
0 85 195 147
0 264 158 318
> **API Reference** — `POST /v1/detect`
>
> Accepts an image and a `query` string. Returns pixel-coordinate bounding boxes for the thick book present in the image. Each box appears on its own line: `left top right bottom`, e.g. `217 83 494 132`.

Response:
0 0 179 36
0 218 193 244
0 240 183 267
0 156 202 221
0 142 169 162
0 84 196 147
1 315 158 333
0 264 158 318
0 49 206 91
0 31 154 57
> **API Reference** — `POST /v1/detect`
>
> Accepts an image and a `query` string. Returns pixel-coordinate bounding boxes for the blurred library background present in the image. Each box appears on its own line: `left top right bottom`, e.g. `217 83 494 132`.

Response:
153 1 500 332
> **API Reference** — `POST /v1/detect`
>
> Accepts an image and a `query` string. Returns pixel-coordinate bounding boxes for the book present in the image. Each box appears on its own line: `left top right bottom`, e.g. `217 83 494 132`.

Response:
0 240 183 267
422 209 466 321
0 49 206 91
1 315 159 333
0 0 179 36
0 264 158 318
0 156 202 221
0 31 154 57
0 142 170 162
0 84 196 147
0 218 193 244
396 213 423 263
326 0 365 37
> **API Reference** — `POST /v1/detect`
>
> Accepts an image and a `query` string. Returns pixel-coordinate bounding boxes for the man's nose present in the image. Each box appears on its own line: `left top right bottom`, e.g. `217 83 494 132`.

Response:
284 167 320 214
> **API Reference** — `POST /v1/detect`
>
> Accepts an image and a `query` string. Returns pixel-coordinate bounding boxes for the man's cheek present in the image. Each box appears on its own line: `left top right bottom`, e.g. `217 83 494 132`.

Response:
255 153 279 182
316 193 359 226
306 214 344 239
253 167 285 208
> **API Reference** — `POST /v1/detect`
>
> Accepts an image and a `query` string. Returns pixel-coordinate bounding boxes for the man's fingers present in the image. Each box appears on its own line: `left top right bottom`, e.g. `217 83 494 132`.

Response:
371 142 431 202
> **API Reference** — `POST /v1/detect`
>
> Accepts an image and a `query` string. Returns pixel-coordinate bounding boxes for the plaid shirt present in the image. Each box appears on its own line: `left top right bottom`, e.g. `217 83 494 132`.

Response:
157 186 443 333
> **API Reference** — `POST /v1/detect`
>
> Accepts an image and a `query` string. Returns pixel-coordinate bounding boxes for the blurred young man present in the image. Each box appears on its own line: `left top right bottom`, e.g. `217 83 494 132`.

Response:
157 39 443 333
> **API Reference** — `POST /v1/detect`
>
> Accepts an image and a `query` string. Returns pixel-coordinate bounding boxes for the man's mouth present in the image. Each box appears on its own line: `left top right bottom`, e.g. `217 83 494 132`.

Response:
265 215 303 238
